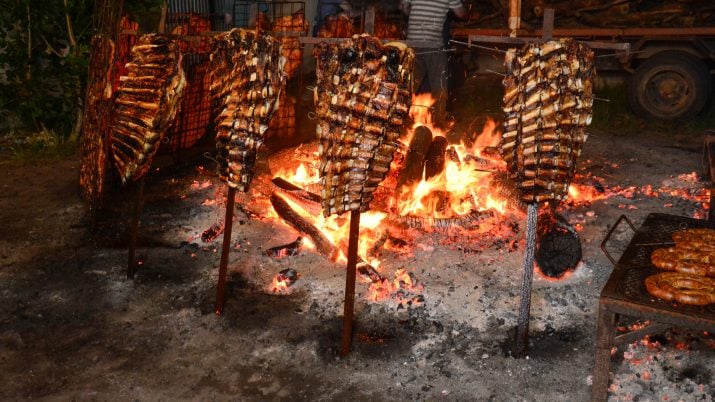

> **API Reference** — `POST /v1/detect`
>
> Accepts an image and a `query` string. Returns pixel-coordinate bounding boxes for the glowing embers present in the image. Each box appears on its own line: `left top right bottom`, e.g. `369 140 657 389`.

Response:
271 268 300 294
366 268 425 307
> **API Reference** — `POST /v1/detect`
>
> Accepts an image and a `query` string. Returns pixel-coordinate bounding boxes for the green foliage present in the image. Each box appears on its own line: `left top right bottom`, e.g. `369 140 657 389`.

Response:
124 0 164 32
5 127 77 161
0 0 163 150
0 0 93 138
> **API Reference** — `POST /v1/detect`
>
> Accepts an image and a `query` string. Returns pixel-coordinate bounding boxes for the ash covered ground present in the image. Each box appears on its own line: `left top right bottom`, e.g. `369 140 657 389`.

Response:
1 78 713 401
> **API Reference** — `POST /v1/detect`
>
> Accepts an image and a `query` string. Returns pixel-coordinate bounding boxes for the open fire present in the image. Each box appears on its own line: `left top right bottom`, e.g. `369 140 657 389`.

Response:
240 93 709 300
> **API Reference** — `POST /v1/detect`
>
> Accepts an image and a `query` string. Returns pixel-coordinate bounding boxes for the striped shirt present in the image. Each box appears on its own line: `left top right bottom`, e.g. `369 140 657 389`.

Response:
404 0 463 44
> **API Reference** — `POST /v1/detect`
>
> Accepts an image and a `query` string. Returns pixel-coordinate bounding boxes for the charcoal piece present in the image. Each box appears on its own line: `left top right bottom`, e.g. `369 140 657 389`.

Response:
273 268 300 290
266 237 303 258
201 221 225 242
535 211 582 278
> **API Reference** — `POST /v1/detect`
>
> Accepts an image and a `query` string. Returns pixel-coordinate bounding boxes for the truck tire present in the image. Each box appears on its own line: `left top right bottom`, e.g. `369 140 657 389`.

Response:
627 51 712 120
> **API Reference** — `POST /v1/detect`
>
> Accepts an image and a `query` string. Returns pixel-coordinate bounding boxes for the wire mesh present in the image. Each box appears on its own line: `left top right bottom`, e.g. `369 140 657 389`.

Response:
166 53 213 151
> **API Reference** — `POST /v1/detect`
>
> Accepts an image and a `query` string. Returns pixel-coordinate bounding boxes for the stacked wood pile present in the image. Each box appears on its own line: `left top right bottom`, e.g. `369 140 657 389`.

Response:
458 0 715 29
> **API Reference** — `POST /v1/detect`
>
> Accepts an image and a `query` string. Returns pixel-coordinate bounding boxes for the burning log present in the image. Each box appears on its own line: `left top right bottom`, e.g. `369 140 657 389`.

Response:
446 145 461 165
271 176 321 204
424 136 449 180
266 237 303 258
389 209 496 230
535 210 582 278
397 125 433 189
269 193 338 261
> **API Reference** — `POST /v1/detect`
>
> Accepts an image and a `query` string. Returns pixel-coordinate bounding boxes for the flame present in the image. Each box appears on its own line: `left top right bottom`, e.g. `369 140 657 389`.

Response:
409 93 436 129
269 93 520 277
271 275 290 293
395 95 508 221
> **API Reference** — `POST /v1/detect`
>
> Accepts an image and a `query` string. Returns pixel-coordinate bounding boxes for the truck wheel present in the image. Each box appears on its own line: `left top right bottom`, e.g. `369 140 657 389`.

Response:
627 51 712 120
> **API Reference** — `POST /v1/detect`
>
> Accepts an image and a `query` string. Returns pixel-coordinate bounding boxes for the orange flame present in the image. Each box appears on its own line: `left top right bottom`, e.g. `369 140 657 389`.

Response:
395 94 508 220
271 274 290 293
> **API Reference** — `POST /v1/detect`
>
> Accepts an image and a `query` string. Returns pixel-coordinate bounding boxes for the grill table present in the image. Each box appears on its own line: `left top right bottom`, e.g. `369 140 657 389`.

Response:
592 213 715 402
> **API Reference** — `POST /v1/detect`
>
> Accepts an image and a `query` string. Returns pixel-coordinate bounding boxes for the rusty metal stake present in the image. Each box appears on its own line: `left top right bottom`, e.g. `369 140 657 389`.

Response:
127 177 145 279
515 203 538 357
215 186 237 315
340 209 361 356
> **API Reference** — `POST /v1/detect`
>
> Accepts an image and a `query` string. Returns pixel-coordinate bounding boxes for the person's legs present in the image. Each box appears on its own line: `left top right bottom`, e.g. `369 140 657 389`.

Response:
425 50 449 128
412 50 429 95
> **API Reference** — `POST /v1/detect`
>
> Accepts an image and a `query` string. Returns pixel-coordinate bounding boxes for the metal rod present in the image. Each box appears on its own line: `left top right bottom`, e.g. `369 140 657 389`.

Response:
514 203 537 357
413 49 458 55
127 177 145 279
215 186 237 315
448 39 507 54
340 209 361 356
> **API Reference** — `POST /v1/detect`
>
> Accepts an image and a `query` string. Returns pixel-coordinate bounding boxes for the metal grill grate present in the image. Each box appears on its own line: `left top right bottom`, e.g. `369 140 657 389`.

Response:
609 213 715 318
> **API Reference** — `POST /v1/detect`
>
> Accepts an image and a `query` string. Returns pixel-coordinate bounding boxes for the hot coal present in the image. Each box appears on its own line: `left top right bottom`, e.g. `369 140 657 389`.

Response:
266 237 303 258
535 211 582 278
274 268 300 289
200 221 224 242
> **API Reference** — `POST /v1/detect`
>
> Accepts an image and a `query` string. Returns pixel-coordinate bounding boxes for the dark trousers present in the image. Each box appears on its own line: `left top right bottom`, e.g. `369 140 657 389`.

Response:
413 48 448 127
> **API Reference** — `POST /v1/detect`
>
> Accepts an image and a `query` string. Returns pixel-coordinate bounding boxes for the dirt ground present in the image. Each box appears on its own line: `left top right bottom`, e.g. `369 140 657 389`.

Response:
1 76 714 401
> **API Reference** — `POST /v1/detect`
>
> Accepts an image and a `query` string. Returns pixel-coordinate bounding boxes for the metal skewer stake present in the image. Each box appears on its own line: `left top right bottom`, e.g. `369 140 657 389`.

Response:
515 203 538 357
215 186 237 315
340 209 361 356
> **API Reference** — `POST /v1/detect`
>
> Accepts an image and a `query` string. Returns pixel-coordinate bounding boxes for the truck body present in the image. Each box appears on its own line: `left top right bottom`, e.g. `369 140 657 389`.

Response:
450 0 715 120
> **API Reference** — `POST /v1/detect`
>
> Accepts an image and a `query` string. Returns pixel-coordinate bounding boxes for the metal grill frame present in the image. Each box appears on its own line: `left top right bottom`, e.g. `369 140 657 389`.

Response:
591 213 715 402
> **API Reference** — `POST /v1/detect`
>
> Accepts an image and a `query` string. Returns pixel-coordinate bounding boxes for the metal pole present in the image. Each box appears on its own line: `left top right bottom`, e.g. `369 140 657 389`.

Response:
215 186 237 315
515 203 538 357
127 177 145 279
340 209 361 356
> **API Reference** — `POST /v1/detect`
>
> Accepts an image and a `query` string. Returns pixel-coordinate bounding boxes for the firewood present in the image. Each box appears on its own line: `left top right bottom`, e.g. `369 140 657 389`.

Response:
397 125 433 189
271 177 322 204
270 193 338 261
535 209 581 278
424 136 449 180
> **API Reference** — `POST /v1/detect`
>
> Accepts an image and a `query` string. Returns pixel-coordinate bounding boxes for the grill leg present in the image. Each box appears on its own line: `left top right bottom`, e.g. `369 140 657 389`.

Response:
591 300 616 402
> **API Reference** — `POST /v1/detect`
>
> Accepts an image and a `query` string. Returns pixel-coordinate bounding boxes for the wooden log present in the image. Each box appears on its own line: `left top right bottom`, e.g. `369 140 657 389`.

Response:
535 209 581 278
446 146 461 165
396 125 433 189
270 193 339 261
271 176 322 204
424 136 449 180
